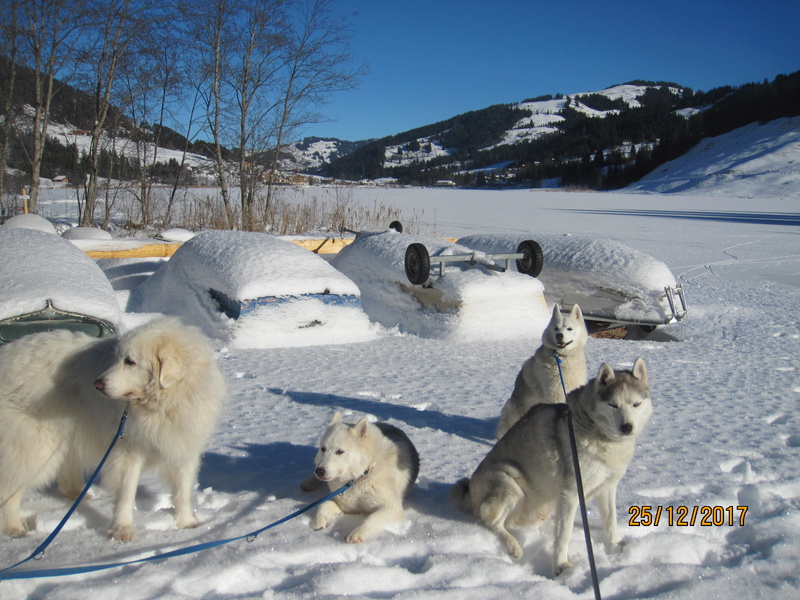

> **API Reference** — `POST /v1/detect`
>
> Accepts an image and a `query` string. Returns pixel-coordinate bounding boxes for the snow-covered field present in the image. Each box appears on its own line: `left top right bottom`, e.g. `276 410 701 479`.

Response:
2 126 800 599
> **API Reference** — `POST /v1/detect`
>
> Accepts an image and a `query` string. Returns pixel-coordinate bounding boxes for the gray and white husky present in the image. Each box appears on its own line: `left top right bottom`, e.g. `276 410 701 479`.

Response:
302 413 420 543
496 303 588 438
453 358 652 576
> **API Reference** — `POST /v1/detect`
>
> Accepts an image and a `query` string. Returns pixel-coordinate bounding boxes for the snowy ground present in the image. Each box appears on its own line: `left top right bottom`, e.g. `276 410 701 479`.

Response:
2 177 800 598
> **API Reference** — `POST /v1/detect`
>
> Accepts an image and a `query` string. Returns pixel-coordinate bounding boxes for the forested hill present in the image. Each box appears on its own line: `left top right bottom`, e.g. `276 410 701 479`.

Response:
320 71 800 190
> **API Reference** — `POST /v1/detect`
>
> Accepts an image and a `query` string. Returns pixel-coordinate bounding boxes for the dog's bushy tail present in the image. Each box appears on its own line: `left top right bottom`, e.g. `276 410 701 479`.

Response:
449 477 472 512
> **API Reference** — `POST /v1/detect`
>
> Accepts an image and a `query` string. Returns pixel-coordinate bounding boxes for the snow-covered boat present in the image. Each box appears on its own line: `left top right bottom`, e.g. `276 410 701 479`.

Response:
458 233 687 334
128 230 376 348
332 227 549 340
0 227 120 343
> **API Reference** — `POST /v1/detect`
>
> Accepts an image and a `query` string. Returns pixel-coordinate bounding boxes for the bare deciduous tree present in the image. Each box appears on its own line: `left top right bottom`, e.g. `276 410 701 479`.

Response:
14 0 86 214
2 0 361 230
118 8 186 227
262 0 365 224
186 0 362 231
0 0 21 213
78 0 155 226
182 0 238 228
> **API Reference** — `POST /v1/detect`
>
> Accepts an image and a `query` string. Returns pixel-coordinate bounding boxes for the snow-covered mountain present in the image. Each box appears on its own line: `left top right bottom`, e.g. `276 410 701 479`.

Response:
488 83 682 151
346 83 685 171
278 137 370 172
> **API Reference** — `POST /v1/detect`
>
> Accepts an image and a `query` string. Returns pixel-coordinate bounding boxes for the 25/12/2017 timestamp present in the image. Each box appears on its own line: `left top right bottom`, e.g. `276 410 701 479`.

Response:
628 505 748 527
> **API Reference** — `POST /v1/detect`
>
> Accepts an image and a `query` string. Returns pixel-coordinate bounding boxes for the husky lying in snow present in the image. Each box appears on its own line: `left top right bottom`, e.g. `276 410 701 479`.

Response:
496 303 588 438
302 413 420 543
453 358 652 576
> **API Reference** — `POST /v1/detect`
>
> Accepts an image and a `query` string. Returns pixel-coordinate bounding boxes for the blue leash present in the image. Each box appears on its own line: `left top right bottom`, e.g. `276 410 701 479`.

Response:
0 407 129 575
1 479 356 581
554 353 602 600
1 403 357 582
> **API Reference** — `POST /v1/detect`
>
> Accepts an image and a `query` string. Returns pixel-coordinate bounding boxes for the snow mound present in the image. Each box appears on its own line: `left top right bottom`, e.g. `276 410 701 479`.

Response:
158 228 197 243
3 213 57 234
129 230 376 348
0 228 120 326
333 230 549 340
61 226 113 241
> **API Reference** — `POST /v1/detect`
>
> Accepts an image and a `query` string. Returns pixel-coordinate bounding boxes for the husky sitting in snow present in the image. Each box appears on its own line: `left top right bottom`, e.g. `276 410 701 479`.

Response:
302 413 420 543
453 358 653 576
496 303 588 438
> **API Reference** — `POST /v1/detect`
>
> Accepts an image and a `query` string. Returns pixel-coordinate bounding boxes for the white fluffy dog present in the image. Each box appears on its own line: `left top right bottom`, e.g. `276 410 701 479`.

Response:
303 413 420 543
0 318 225 541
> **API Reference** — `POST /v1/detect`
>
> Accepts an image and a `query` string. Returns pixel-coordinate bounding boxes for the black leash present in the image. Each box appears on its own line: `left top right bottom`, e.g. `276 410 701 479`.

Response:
554 353 602 600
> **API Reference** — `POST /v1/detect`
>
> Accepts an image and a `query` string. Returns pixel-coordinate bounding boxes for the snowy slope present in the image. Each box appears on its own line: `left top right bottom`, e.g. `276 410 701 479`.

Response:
279 138 369 172
495 83 671 149
42 118 215 171
624 116 800 197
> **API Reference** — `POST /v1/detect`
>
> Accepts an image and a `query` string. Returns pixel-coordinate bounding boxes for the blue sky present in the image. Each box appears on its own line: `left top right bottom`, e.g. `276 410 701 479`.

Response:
306 0 800 141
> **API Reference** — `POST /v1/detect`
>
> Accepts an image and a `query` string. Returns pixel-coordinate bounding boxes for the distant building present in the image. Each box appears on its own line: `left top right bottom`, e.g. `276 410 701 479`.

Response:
434 180 456 187
289 173 308 186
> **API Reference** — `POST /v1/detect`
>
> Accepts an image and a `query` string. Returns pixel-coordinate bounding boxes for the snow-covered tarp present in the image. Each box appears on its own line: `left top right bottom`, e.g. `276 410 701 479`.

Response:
0 227 120 328
333 230 549 340
128 230 376 348
459 233 680 326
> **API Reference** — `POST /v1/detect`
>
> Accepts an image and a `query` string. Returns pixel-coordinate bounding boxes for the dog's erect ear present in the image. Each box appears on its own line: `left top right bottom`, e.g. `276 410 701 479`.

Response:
330 412 342 425
352 417 370 439
631 357 648 386
596 363 616 386
570 304 583 322
551 303 564 326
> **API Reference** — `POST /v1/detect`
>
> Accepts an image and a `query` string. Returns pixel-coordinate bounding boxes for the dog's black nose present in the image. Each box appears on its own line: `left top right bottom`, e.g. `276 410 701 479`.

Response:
94 379 105 392
621 423 633 435
315 467 326 478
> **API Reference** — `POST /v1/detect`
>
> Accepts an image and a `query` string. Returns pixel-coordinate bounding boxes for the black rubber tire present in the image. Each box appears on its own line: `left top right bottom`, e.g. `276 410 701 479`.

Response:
405 243 431 285
389 220 403 233
515 240 544 277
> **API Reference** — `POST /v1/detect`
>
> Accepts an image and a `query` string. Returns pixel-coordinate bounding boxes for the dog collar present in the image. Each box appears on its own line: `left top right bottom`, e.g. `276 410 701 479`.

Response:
355 466 372 483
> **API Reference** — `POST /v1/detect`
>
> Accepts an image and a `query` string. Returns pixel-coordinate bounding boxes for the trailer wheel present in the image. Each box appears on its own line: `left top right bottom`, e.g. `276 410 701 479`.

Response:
516 240 543 277
405 243 430 285
389 220 403 233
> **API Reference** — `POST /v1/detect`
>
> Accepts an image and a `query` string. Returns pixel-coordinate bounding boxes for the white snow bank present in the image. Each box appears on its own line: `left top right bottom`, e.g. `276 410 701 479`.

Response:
333 230 549 340
158 228 197 242
61 226 112 241
624 117 800 197
3 213 57 234
458 233 678 324
129 230 377 348
0 228 120 326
